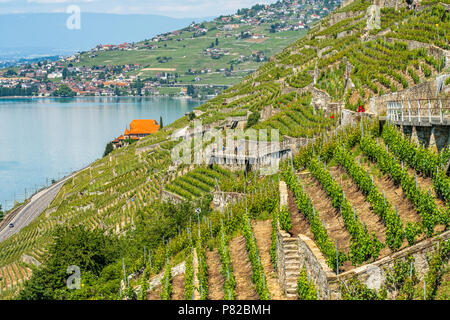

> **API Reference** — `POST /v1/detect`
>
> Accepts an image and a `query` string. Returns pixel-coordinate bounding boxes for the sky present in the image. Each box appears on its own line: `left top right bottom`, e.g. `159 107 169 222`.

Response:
0 0 278 18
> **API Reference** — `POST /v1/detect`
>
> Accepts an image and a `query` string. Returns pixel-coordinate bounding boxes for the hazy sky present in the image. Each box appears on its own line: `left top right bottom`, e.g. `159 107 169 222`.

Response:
0 0 278 17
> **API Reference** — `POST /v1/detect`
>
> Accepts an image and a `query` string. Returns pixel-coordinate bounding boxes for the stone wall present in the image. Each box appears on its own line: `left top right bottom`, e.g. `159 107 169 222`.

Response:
276 181 302 297
310 87 332 111
297 234 335 299
328 230 450 300
369 79 438 115
212 191 245 211
341 109 375 126
161 189 185 204
283 136 315 155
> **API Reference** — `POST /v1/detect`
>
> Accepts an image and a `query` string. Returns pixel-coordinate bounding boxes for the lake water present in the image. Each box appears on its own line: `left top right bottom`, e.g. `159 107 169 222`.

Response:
0 96 200 210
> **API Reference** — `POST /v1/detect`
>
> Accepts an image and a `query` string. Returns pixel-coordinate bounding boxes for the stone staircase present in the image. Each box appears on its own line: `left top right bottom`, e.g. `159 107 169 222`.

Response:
282 238 302 297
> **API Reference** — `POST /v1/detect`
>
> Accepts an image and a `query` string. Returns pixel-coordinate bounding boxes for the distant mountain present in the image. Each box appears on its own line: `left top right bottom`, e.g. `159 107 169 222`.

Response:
0 13 210 61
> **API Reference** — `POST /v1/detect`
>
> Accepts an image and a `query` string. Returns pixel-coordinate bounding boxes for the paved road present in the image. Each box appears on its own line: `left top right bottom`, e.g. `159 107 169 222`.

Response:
0 170 85 243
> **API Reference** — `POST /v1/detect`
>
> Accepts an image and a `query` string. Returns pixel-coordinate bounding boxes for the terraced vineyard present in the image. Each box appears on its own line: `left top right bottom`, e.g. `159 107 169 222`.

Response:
165 166 234 200
1 0 449 300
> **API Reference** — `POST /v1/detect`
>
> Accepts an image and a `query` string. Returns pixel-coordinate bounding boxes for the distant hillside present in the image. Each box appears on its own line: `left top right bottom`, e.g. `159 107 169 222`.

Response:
69 0 339 88
0 13 207 61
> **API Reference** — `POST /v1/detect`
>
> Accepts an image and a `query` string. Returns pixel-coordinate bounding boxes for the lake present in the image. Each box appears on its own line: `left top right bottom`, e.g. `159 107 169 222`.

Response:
0 96 200 210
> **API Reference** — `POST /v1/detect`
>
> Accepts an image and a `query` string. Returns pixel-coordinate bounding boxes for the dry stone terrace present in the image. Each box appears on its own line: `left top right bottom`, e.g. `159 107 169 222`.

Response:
1 0 450 300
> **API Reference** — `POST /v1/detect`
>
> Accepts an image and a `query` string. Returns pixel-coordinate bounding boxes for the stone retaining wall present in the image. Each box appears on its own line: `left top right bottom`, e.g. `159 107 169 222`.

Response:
212 191 245 211
161 189 185 204
278 176 449 300
328 230 450 299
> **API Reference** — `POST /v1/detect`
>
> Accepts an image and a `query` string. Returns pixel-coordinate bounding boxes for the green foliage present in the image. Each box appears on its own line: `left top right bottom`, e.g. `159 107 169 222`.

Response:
360 135 445 235
405 222 423 246
218 225 236 300
283 165 345 269
308 158 384 265
160 263 173 300
197 242 209 300
270 207 278 271
242 212 270 300
382 124 450 206
297 267 318 300
340 276 387 300
138 270 149 300
103 142 114 157
246 111 261 128
334 145 404 250
279 205 292 232
18 226 122 300
424 240 450 300
53 84 76 97
287 71 313 88
387 5 450 50
184 250 194 300
385 255 418 300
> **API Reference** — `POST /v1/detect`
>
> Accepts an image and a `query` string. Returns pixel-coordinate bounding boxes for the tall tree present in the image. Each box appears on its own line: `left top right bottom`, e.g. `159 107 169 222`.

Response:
62 67 69 80
159 116 164 129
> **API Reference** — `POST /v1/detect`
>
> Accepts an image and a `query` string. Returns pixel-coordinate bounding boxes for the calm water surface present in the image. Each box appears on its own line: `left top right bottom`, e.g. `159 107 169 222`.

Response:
0 97 200 209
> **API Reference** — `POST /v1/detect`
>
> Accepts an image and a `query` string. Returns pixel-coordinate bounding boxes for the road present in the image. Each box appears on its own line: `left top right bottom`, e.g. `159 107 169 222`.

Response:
0 169 87 243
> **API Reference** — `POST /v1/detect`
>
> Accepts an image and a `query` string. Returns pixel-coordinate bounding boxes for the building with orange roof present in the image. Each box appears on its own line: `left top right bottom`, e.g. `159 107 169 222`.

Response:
112 119 160 147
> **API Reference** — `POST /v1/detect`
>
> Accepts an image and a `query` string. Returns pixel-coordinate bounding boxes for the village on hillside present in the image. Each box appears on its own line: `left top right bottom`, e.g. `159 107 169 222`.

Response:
0 0 339 99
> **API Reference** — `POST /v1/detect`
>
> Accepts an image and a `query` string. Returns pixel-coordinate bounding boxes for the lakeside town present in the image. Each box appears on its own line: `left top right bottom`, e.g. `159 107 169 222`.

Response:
0 0 339 99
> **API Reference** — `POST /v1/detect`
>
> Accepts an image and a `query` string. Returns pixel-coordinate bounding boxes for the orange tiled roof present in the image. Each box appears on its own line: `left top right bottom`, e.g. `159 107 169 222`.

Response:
125 119 160 135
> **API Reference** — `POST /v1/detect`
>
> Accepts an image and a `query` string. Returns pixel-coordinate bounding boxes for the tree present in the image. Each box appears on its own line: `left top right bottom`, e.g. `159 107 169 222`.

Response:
159 116 164 129
62 67 69 80
53 84 76 97
187 85 195 97
18 226 121 300
215 38 219 46
103 142 114 157
246 111 260 128
0 204 4 222
5 69 17 76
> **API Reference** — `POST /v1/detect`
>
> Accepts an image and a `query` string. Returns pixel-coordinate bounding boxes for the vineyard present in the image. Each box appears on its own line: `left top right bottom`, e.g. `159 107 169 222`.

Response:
122 121 448 301
1 0 449 300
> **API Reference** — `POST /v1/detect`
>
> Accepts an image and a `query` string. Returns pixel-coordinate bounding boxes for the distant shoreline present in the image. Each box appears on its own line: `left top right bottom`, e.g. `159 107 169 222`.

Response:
0 95 207 102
